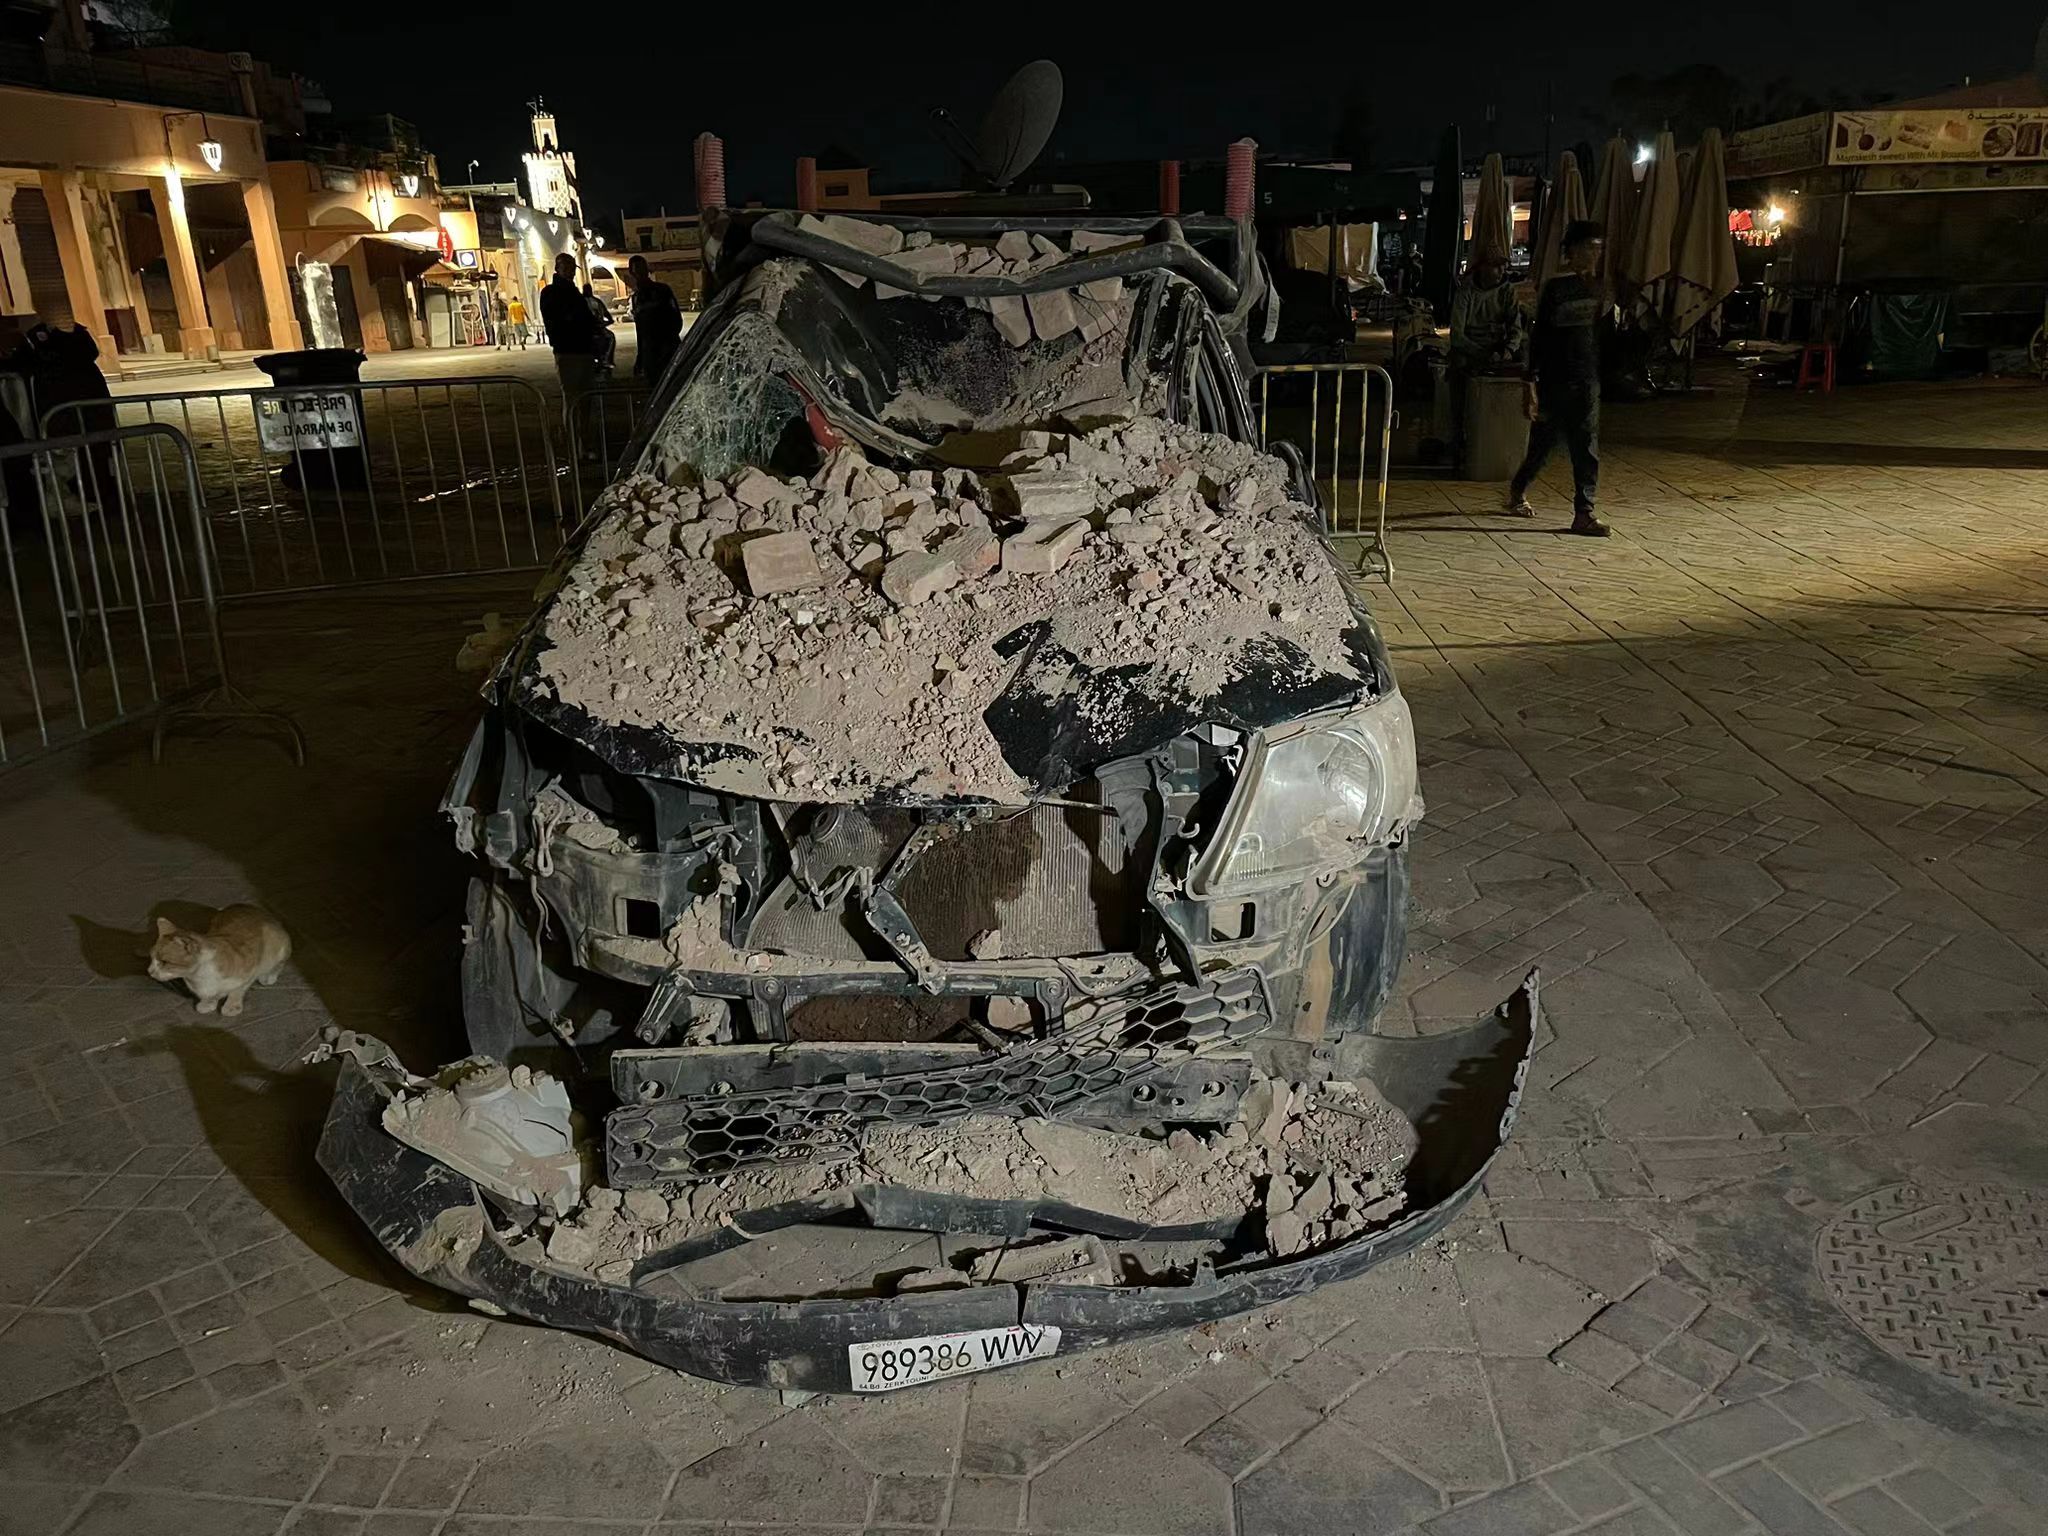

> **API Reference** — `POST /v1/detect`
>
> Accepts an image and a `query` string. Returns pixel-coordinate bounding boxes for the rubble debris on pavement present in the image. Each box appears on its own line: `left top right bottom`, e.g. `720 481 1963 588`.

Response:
534 421 1358 804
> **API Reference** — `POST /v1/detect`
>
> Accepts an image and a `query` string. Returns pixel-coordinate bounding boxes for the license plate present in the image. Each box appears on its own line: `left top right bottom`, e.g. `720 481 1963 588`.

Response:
847 1324 1061 1392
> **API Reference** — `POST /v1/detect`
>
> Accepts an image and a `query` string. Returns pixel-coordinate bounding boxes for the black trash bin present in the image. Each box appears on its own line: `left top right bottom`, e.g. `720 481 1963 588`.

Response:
255 347 369 489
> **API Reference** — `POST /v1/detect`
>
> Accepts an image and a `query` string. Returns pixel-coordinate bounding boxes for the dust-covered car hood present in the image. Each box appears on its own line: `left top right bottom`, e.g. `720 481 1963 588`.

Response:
503 238 1390 805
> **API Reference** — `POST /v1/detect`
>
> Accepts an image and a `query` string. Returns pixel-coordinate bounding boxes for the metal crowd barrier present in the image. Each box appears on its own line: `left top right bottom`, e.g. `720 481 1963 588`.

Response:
566 382 649 516
1254 362 1396 581
0 424 301 771
44 376 569 598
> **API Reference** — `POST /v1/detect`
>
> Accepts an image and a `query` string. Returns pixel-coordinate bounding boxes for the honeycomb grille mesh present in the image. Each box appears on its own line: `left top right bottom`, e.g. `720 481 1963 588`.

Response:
605 967 1268 1184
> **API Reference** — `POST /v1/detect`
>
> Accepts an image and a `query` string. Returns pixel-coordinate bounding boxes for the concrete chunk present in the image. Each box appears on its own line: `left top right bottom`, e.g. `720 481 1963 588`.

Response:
730 466 784 508
739 531 823 596
1079 275 1125 303
1073 294 1114 344
936 525 999 578
1026 286 1079 342
1005 468 1097 521
880 549 960 606
797 212 905 257
1070 229 1134 252
1002 518 1088 576
994 229 1034 261
988 294 1032 346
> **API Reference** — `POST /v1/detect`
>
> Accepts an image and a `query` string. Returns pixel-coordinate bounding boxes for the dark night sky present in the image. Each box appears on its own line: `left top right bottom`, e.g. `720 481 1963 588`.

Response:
185 5 2039 221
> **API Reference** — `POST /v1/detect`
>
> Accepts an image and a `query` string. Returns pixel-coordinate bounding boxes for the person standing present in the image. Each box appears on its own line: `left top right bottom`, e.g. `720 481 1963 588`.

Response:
583 281 617 371
492 292 510 349
627 254 683 384
1507 221 1611 536
1447 254 1524 463
540 253 603 440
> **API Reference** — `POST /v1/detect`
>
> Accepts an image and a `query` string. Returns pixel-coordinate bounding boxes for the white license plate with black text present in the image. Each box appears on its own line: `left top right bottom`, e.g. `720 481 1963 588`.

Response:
848 1324 1060 1391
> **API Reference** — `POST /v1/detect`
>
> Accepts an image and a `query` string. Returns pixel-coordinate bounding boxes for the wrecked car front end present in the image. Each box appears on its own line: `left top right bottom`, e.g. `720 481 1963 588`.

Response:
318 211 1537 1391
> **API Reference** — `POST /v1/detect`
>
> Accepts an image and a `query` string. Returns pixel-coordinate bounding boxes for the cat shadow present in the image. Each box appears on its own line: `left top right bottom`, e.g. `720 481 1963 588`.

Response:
70 902 214 979
130 1022 428 1293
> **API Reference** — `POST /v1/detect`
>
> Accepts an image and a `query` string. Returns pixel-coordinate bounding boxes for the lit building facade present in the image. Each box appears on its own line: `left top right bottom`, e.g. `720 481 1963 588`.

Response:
0 14 303 365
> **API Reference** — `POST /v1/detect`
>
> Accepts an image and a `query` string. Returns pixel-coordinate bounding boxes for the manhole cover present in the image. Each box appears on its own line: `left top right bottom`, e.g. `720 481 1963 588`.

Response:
1817 1182 2048 1408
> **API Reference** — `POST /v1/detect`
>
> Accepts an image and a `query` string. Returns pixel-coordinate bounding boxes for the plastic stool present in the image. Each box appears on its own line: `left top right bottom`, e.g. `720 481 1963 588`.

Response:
1796 342 1837 394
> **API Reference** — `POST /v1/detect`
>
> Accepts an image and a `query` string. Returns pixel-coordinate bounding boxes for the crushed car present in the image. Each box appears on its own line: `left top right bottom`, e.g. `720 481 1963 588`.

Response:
316 207 1536 1393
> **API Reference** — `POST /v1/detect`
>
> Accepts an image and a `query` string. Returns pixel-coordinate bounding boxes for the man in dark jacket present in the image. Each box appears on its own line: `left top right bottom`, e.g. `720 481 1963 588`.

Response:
1506 221 1611 536
540 252 603 438
627 255 683 383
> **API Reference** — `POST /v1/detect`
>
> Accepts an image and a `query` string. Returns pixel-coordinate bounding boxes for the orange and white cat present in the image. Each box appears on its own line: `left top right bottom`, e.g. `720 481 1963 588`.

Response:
147 906 292 1016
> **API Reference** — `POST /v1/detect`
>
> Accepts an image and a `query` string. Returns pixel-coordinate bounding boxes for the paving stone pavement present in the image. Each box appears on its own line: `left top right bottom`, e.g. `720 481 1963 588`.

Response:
1 374 2045 1534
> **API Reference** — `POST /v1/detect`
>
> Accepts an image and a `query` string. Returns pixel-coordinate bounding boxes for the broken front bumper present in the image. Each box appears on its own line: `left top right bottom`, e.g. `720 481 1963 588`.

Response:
316 976 1536 1393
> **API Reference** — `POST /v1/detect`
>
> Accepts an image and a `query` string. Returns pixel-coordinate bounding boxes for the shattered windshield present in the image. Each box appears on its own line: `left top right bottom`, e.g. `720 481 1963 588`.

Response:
642 310 810 486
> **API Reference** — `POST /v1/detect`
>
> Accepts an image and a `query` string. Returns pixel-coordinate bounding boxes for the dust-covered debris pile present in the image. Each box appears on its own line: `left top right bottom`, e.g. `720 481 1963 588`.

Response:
524 1068 1414 1289
796 216 1133 346
530 419 1361 803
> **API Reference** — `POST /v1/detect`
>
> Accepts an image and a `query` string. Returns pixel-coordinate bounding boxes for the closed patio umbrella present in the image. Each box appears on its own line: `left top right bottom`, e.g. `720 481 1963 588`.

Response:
1670 126 1738 336
1470 152 1511 268
1620 129 1680 318
1587 136 1635 290
1533 150 1588 287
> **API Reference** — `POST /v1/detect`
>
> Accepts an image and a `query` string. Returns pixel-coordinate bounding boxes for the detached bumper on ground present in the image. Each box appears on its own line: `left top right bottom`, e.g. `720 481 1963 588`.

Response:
316 975 1537 1392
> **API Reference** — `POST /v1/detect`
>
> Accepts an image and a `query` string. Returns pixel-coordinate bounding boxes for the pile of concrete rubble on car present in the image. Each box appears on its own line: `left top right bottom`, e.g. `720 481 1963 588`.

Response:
532 419 1361 804
795 212 1133 347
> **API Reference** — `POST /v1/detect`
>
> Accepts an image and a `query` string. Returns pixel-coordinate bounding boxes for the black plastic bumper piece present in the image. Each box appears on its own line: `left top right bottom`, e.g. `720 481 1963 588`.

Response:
316 975 1537 1392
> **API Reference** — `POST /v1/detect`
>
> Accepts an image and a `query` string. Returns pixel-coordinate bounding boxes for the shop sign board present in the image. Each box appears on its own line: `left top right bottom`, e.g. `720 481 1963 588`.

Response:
1830 108 2048 165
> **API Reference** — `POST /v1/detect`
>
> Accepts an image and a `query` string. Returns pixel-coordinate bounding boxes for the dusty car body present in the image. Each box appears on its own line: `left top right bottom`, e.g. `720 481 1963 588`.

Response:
320 210 1535 1390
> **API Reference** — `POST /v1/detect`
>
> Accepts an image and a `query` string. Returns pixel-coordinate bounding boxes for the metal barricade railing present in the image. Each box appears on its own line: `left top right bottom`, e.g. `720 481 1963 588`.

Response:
567 382 650 518
44 376 569 598
1254 362 1396 581
0 423 301 771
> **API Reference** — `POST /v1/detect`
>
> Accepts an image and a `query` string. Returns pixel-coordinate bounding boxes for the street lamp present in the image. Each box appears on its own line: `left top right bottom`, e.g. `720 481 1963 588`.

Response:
1635 142 1653 166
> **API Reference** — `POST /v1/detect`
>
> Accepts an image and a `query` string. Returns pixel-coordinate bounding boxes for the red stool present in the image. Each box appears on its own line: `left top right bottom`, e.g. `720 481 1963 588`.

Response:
1796 342 1837 393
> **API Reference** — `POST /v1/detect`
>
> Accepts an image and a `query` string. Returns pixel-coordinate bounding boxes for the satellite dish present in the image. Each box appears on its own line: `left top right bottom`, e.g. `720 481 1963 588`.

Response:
931 60 1063 190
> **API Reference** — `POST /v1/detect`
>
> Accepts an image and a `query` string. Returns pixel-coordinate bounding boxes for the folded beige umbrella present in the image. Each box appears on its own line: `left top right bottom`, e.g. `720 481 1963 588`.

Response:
1670 126 1738 336
1587 136 1636 290
1533 150 1588 287
1621 129 1680 317
1470 152 1512 268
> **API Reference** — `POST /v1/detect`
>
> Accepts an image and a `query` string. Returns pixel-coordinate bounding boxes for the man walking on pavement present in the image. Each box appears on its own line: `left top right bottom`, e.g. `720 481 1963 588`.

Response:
540 252 604 446
1507 220 1611 536
627 255 683 384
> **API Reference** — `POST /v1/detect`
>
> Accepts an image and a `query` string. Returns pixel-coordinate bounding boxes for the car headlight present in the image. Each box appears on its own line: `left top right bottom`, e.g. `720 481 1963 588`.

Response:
1193 692 1422 897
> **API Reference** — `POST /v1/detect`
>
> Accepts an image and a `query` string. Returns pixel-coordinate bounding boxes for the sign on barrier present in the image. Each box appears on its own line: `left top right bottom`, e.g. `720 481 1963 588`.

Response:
255 390 362 453
45 375 573 597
